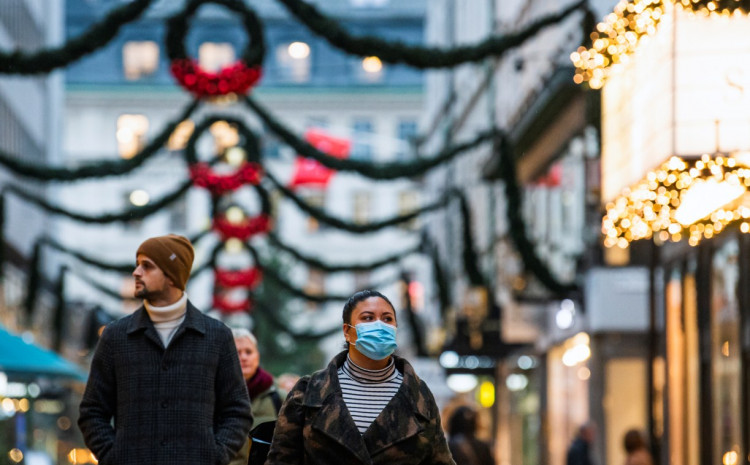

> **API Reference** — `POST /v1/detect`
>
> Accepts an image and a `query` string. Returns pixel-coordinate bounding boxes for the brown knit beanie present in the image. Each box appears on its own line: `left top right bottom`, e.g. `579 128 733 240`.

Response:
136 234 194 290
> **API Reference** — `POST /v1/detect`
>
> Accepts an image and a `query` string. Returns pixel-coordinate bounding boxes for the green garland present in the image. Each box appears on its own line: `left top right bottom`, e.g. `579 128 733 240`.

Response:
23 242 43 320
420 234 450 320
267 232 420 272
275 0 587 69
245 96 499 180
0 195 4 281
52 266 68 351
0 100 199 181
166 0 265 66
0 0 154 74
38 231 211 275
265 171 455 233
3 180 192 223
456 190 486 287
42 237 133 274
497 135 579 296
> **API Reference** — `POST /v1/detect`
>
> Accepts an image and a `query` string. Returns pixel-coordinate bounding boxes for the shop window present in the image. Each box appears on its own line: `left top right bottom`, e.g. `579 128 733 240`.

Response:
351 118 374 160
116 114 149 159
398 190 419 230
396 119 418 160
275 41 311 83
305 269 325 311
198 42 235 72
666 265 700 465
303 191 326 233
122 41 159 80
604 358 648 465
711 239 742 464
546 334 590 465
352 191 370 225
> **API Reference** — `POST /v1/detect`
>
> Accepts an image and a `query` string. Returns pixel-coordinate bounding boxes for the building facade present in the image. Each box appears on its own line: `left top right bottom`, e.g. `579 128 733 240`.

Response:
60 0 438 364
421 0 655 464
0 1 76 463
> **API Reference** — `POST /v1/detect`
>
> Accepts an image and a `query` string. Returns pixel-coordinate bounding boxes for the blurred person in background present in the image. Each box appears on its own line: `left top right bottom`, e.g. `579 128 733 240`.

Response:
230 328 284 465
623 429 652 465
447 405 495 465
79 234 252 465
566 422 596 465
266 289 456 464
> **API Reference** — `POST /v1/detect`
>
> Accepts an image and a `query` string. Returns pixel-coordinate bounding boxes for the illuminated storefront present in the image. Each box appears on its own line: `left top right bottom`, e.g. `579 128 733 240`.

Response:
585 0 750 463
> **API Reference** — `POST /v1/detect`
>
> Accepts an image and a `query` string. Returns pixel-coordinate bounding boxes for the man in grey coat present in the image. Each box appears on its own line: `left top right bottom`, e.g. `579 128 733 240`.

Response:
78 234 253 465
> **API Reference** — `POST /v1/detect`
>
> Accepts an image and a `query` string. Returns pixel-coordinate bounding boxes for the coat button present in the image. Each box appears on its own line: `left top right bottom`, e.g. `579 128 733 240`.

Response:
161 440 167 446
161 401 168 408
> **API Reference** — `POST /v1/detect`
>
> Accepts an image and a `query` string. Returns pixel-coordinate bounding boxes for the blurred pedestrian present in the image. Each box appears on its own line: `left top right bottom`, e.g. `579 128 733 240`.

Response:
266 289 456 464
623 429 653 465
566 422 596 465
447 405 495 465
230 328 284 465
78 234 252 465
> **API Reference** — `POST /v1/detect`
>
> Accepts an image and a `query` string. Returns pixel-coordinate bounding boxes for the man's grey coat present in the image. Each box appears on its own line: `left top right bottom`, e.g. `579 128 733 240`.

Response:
78 302 253 465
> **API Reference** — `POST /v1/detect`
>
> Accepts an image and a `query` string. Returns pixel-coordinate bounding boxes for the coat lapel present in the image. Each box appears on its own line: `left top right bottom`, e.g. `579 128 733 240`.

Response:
362 356 429 456
170 302 206 343
304 352 372 464
126 306 163 349
125 301 206 350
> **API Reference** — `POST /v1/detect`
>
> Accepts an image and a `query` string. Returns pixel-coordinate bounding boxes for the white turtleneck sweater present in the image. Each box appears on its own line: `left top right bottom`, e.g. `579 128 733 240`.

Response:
337 355 403 434
144 293 188 347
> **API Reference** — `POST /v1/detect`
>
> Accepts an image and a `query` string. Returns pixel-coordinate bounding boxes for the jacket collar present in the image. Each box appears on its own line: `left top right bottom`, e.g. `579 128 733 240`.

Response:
127 300 206 348
303 351 431 462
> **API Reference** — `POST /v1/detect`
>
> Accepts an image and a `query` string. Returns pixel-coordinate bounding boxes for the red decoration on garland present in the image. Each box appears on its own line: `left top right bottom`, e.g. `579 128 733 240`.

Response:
214 267 262 289
170 58 262 98
289 128 351 189
212 294 253 313
213 214 271 241
189 161 262 196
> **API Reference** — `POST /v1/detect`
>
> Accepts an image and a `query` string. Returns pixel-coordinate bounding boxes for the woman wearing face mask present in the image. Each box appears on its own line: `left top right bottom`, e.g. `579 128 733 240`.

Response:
265 289 456 465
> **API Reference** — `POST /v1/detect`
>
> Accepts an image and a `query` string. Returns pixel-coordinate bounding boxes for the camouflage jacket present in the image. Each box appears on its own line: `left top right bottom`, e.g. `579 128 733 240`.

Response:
265 351 456 465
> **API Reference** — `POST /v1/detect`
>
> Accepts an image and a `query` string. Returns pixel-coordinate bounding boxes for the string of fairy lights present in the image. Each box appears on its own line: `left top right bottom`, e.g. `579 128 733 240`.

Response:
571 0 750 249
570 0 750 89
602 155 750 248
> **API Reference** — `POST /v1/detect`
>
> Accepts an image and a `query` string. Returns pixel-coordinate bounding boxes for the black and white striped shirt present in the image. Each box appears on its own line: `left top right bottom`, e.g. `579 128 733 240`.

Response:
337 355 403 434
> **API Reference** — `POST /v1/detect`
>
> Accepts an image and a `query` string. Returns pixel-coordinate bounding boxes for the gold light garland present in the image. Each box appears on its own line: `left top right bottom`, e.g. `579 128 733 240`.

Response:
572 0 749 89
571 0 664 89
602 155 750 248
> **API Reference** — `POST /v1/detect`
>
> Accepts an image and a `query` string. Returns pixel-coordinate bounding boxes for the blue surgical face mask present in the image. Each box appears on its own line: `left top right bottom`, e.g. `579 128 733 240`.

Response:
348 320 398 360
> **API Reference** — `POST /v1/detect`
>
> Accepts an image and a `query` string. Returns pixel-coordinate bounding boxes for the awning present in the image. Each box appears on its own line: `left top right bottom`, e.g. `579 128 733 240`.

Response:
0 326 87 382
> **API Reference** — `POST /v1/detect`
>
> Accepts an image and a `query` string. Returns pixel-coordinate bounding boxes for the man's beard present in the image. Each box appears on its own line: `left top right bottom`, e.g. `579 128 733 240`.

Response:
134 282 161 301
134 285 150 299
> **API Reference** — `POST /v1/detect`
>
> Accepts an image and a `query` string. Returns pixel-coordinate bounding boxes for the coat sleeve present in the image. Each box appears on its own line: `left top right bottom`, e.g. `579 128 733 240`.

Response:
264 376 309 465
214 328 254 465
423 385 457 465
78 325 117 464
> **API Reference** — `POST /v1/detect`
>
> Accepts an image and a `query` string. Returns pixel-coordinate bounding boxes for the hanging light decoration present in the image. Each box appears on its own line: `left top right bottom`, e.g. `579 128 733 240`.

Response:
602 154 750 247
571 0 665 89
572 0 750 89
